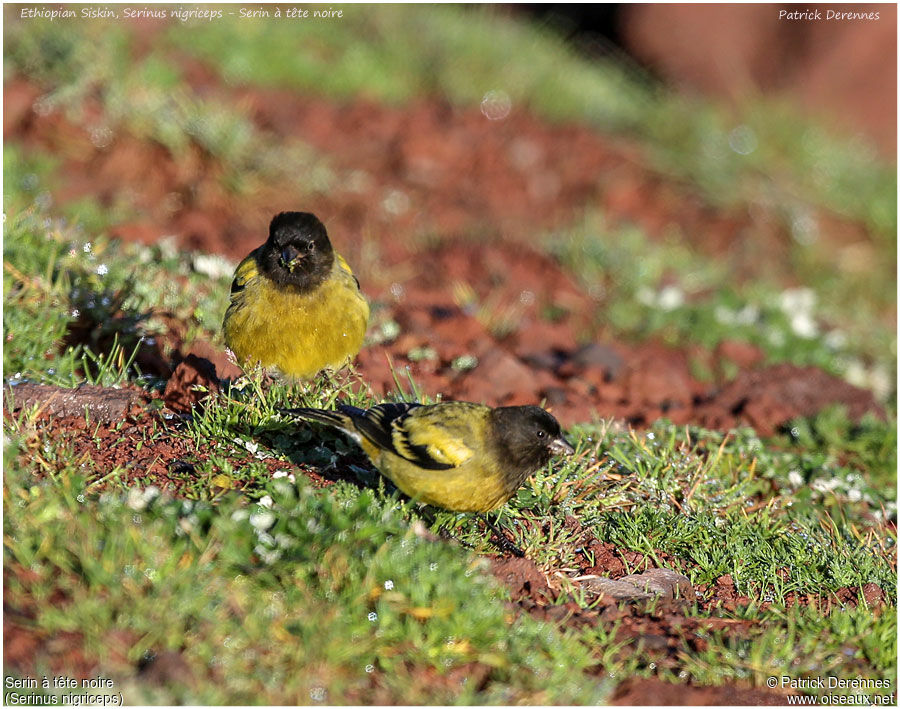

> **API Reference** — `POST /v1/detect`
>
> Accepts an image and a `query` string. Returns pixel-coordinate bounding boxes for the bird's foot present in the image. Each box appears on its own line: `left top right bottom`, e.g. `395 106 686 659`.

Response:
479 514 525 558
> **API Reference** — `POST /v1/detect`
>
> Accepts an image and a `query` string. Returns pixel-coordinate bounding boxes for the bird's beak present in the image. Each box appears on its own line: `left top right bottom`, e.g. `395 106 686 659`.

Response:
280 245 306 272
549 436 575 456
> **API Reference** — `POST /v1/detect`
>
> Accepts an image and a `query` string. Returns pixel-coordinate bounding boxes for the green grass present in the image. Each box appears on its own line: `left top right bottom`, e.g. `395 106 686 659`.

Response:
5 366 896 702
3 158 233 387
672 602 896 691
3 438 608 704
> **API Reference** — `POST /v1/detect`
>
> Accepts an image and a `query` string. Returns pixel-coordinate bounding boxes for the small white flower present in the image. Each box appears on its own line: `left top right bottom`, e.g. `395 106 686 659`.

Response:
714 305 735 325
788 470 804 488
790 312 818 339
233 437 258 455
824 329 847 350
869 365 893 401
779 287 816 315
847 489 862 503
791 213 818 245
384 580 394 590
657 285 684 311
249 511 276 530
258 495 274 509
728 125 758 155
735 304 759 325
127 486 158 511
766 327 786 347
843 359 868 388
811 478 840 494
382 189 409 216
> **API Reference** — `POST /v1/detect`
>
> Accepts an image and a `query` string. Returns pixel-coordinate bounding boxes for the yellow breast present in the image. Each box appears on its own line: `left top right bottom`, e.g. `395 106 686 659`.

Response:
223 258 369 379
363 443 514 513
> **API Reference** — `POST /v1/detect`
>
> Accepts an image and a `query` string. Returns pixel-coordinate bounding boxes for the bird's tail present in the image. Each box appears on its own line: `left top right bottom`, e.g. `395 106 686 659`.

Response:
279 406 360 436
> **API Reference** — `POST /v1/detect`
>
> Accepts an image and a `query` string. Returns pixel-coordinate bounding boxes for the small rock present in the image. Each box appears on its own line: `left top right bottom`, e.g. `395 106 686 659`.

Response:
455 347 539 405
581 568 693 603
5 382 139 423
618 569 694 600
861 583 884 607
579 577 654 601
570 342 625 380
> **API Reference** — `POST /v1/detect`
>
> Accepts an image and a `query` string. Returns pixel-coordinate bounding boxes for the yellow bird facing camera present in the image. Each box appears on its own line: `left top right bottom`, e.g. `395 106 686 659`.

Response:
281 401 575 513
223 211 369 380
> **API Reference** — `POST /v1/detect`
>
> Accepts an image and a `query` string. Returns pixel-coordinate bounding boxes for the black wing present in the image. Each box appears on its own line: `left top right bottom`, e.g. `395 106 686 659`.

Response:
338 402 454 471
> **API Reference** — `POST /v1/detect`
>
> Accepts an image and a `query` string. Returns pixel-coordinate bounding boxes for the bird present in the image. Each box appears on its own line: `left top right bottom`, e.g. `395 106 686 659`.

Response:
223 211 369 380
280 401 575 513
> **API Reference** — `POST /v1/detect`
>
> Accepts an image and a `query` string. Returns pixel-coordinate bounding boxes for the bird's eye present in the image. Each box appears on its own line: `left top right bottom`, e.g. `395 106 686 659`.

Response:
536 430 546 439
306 241 315 252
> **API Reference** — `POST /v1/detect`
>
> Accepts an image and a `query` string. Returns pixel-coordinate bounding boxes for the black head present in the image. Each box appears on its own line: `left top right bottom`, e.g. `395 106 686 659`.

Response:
257 212 335 291
490 405 575 481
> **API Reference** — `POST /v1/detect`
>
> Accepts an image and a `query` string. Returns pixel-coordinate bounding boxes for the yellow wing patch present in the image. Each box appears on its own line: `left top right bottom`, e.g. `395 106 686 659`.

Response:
392 418 474 468
229 250 260 299
336 252 362 291
336 253 354 276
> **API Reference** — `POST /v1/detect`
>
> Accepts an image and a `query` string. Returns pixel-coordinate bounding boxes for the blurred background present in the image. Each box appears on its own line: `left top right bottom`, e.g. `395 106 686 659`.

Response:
4 3 896 421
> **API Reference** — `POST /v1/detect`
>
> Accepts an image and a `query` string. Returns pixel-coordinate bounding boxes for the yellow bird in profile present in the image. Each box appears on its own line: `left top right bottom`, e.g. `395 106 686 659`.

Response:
282 401 575 513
